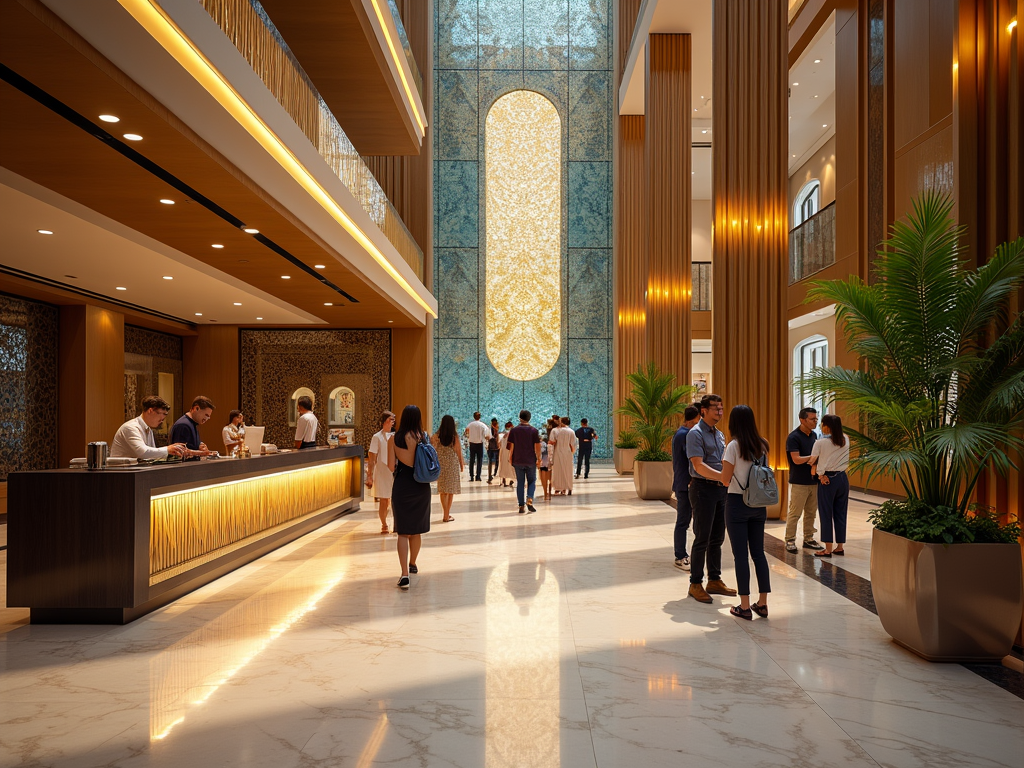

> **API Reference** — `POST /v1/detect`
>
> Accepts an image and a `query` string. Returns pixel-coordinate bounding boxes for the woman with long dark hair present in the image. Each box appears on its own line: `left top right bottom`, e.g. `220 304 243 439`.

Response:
432 414 463 523
811 414 851 557
387 404 432 589
717 404 772 620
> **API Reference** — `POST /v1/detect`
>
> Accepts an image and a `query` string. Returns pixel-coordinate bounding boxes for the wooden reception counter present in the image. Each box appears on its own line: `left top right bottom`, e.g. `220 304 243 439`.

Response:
7 446 363 624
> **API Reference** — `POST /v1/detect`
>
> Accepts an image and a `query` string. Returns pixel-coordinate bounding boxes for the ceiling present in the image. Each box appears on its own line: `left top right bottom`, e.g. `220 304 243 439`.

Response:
788 13 837 172
0 0 428 329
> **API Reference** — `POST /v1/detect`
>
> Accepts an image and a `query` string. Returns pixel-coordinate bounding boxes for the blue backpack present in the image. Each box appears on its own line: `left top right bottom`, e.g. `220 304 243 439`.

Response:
413 435 441 483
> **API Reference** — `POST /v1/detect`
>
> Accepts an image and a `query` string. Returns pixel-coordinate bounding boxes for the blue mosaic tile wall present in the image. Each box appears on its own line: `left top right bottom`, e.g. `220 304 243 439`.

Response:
433 0 613 457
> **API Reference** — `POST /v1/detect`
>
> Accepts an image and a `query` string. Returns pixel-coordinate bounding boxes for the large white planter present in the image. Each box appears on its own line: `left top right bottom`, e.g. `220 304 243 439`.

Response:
614 447 637 475
633 460 674 499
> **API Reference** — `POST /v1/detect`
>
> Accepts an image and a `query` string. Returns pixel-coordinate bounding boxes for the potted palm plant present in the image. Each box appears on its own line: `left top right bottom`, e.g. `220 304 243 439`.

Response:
613 427 640 475
615 363 692 499
804 192 1023 662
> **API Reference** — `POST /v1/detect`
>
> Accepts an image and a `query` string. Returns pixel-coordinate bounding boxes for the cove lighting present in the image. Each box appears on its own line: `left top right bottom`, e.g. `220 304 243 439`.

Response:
116 286 127 291
159 198 175 204
99 114 120 122
212 244 224 248
367 0 426 134
243 228 259 234
123 133 143 141
115 0 435 319
37 229 53 235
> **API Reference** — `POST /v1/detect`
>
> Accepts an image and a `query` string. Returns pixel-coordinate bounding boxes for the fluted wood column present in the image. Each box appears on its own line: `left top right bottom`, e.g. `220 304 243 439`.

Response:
712 1 789 516
645 34 692 391
615 115 647 431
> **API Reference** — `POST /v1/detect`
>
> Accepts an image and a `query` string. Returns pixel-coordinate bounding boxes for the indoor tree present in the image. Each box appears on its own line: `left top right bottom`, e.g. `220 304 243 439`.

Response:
614 362 692 462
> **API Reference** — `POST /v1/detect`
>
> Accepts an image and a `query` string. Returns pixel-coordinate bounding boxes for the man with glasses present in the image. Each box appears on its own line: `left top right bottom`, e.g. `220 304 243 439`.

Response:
111 395 187 459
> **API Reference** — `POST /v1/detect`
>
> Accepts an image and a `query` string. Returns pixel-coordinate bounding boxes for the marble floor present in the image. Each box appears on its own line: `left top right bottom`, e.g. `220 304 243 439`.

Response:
1 466 1021 767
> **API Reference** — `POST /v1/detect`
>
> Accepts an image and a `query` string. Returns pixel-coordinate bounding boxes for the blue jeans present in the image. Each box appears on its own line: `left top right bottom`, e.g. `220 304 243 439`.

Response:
514 464 537 506
818 471 850 543
673 483 692 559
725 494 771 597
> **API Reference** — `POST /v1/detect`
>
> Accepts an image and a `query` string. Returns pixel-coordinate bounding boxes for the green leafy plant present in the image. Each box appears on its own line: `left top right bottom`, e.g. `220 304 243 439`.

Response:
803 191 1024 541
869 500 1021 545
614 362 693 462
614 428 640 449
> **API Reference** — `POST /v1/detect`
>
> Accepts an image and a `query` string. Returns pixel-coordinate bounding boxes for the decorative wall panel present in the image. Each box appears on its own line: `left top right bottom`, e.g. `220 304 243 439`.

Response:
124 325 183 448
434 0 613 455
0 294 58 480
240 330 390 451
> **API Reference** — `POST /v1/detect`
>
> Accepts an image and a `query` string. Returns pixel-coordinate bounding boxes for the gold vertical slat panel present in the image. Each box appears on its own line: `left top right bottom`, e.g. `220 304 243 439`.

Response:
149 459 355 585
712 0 789 516
645 34 692 392
614 115 647 431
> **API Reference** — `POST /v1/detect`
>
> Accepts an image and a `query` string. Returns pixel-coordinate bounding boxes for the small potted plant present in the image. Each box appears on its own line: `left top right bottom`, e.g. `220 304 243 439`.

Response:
804 192 1024 662
613 427 640 475
615 362 692 500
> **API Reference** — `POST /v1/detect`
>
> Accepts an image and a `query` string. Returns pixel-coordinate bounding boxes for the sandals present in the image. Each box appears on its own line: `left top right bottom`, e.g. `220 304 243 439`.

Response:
729 605 753 621
442 516 454 523
380 525 389 535
814 551 832 558
751 603 768 618
832 548 845 556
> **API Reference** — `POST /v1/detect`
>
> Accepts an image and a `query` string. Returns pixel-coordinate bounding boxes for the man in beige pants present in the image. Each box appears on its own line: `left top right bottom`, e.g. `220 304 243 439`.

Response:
785 407 825 553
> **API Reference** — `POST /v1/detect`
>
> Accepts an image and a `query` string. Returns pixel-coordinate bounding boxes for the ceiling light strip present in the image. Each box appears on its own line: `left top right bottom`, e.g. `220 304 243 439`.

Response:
117 0 436 319
367 0 426 134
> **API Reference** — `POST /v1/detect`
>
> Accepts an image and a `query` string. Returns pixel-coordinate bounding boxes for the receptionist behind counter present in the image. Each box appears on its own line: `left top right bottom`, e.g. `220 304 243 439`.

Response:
170 395 216 458
110 395 187 459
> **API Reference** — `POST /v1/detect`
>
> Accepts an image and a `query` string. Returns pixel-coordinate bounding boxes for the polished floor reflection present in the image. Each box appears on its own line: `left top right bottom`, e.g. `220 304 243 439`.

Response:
1 466 1021 767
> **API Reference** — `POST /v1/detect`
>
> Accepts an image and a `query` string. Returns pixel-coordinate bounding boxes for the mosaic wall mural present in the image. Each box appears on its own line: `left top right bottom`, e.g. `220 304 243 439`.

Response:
434 0 613 456
0 294 59 480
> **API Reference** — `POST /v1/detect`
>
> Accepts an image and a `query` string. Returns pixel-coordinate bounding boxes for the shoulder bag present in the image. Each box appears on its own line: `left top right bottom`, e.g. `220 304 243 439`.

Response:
413 434 442 483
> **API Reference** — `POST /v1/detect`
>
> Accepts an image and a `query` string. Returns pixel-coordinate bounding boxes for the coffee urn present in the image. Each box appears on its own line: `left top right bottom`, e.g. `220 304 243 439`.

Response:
86 441 108 470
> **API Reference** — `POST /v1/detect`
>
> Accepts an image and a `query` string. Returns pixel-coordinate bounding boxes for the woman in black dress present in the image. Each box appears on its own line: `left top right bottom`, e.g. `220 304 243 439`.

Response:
387 404 431 589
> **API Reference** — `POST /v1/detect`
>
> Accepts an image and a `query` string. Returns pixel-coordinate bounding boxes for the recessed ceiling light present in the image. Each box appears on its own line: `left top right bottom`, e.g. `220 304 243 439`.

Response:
793 82 799 86
159 199 175 205
123 133 143 141
814 94 819 98
314 264 326 269
99 114 120 123
163 275 173 280
691 171 695 174
822 124 828 128
814 59 821 64
212 244 224 249
281 275 291 279
37 229 53 235
793 154 797 158
388 320 394 323
256 316 263 320
116 286 127 291
324 302 333 306
233 302 242 306
242 227 259 234
701 129 707 134
693 108 698 111
195 313 203 316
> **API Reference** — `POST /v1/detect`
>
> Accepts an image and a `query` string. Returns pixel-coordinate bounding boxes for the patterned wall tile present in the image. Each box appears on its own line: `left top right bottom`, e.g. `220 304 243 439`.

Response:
479 0 524 70
478 354 525 426
567 248 611 339
524 0 568 70
569 0 610 71
436 248 480 338
436 161 479 247
567 161 611 247
478 70 527 120
437 70 479 161
436 338 479 424
567 337 611 456
437 0 478 69
523 349 569 423
568 70 611 161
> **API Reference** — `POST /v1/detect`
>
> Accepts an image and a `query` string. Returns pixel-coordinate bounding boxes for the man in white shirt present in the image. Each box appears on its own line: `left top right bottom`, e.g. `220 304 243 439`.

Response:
110 395 187 460
464 411 489 481
294 395 319 449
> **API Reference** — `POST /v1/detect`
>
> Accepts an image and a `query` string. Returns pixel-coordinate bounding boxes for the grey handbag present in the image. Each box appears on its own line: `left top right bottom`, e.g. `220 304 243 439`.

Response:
737 454 779 507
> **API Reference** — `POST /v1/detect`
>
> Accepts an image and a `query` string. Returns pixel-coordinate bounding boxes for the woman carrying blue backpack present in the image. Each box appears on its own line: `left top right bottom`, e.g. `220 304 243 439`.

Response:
387 404 437 590
717 405 775 620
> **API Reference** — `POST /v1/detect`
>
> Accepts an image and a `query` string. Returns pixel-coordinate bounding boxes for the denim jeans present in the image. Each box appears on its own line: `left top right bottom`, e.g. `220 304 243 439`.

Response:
487 449 499 479
514 464 537 506
725 494 772 597
818 471 850 543
468 442 484 480
687 479 727 584
673 483 692 560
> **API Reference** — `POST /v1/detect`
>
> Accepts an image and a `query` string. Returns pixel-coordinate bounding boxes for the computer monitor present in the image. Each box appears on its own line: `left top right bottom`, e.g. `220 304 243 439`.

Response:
243 426 265 453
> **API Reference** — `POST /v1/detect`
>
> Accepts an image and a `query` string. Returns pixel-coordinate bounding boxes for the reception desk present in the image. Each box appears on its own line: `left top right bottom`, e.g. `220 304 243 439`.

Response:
7 446 363 624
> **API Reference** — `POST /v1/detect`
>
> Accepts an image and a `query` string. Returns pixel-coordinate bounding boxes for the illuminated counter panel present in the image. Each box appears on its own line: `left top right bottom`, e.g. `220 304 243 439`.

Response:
7 447 363 624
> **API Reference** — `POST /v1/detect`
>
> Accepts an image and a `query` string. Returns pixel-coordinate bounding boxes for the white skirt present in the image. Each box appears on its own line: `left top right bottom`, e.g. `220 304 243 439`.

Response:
371 460 394 499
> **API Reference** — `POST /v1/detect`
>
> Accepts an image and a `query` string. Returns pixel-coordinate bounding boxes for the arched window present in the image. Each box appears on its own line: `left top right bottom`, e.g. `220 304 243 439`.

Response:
793 335 828 427
794 180 821 226
484 90 561 381
328 386 355 426
288 387 315 427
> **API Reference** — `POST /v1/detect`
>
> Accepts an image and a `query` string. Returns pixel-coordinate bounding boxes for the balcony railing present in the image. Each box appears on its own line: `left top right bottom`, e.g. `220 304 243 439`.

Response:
789 201 836 285
385 0 423 99
692 262 712 311
198 0 424 282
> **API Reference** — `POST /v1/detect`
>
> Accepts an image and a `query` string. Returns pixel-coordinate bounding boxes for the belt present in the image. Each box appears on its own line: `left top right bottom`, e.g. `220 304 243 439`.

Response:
692 476 724 486
823 470 846 477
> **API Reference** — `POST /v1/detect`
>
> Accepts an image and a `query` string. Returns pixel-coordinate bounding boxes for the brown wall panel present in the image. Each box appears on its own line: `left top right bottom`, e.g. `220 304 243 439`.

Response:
392 326 431 431
182 325 241 450
893 123 954 218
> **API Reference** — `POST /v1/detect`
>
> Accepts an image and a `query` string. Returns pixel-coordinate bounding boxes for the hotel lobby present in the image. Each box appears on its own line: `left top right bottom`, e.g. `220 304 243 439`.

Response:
1 0 1023 766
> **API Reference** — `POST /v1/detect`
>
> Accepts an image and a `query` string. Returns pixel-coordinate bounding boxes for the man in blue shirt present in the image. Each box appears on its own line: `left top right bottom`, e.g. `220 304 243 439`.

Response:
685 393 737 604
170 395 215 458
671 405 701 571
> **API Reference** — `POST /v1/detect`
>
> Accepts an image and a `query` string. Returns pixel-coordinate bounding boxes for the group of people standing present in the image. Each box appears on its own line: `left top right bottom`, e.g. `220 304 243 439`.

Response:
672 395 851 620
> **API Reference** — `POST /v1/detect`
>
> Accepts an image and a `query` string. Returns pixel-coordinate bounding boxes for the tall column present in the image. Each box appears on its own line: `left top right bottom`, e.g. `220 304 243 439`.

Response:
614 114 647 431
645 34 692 390
711 1 789 515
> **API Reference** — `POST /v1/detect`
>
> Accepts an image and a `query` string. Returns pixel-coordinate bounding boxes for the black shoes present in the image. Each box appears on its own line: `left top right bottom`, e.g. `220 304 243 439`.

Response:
409 564 418 574
518 505 526 514
397 576 410 590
